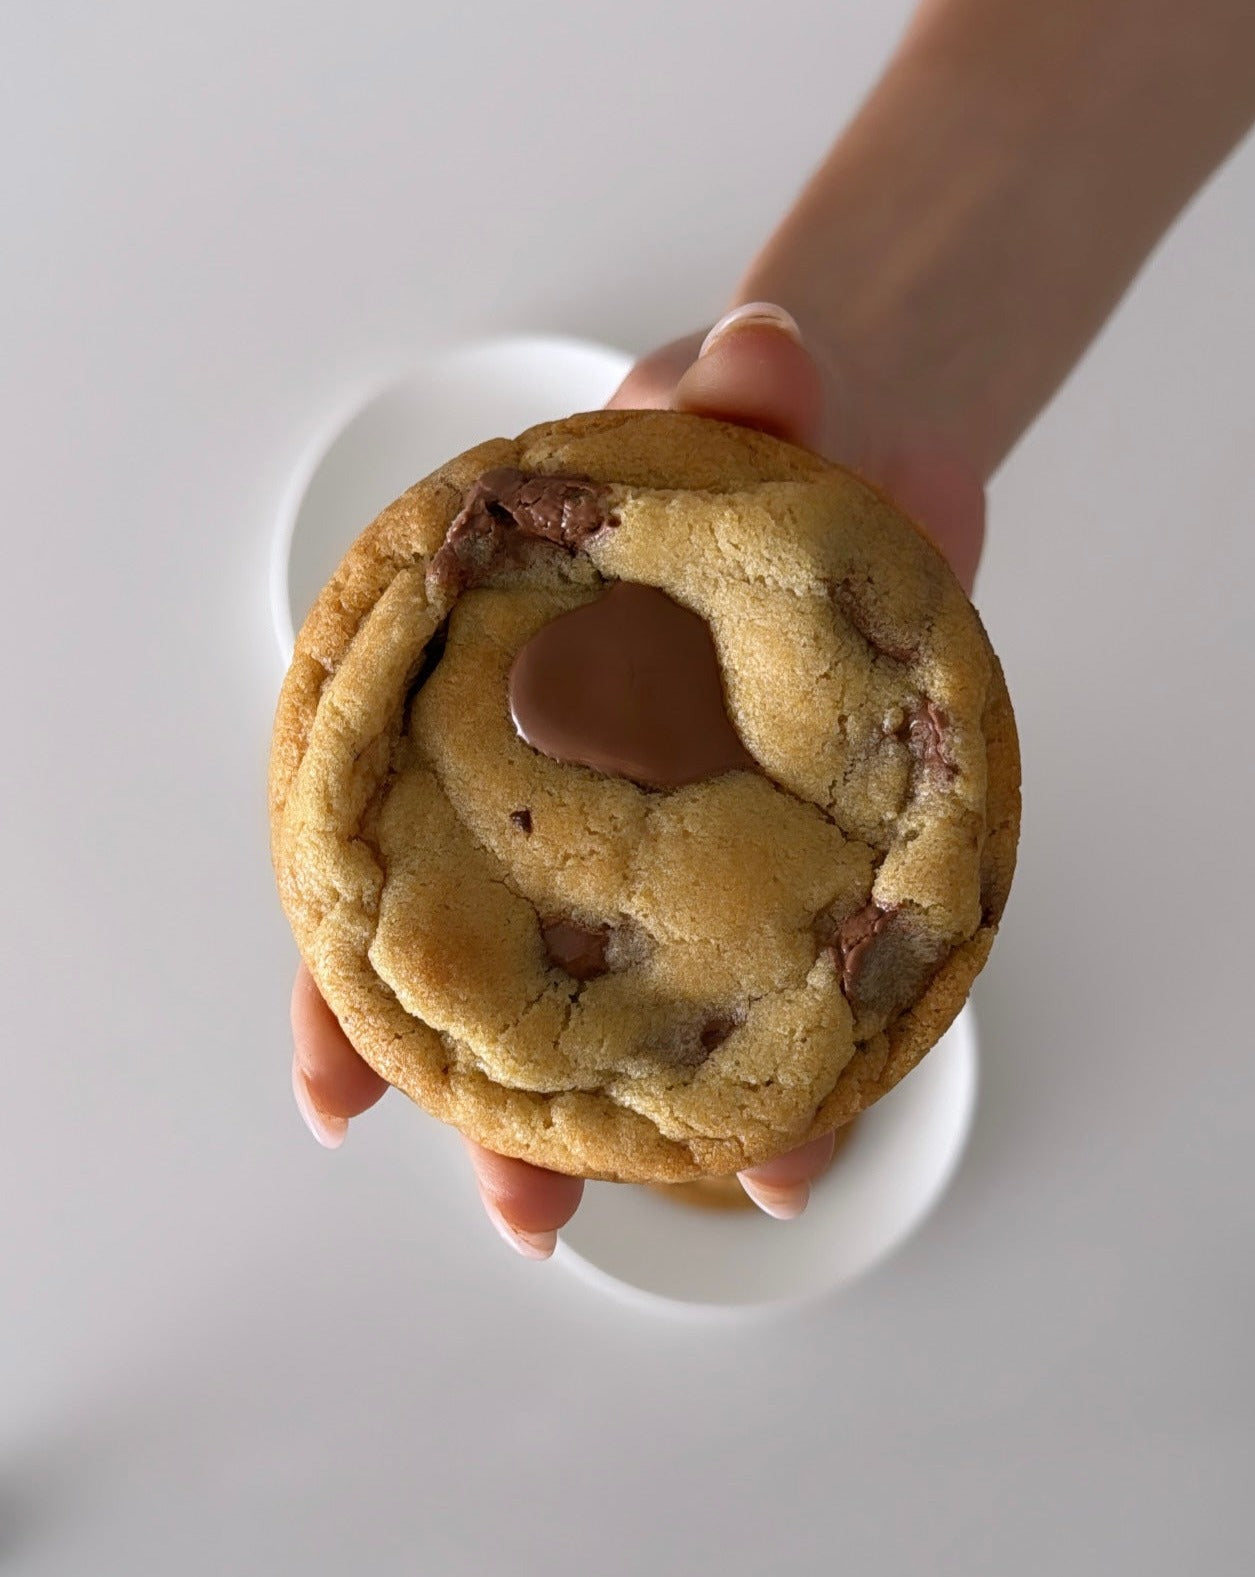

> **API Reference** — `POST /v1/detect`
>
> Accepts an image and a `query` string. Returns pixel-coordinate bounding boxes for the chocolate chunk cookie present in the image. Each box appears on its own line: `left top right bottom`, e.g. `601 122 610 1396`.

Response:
269 411 1019 1183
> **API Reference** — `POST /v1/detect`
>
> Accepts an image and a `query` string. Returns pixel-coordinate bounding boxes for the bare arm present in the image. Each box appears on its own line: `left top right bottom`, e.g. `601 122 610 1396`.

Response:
740 0 1255 478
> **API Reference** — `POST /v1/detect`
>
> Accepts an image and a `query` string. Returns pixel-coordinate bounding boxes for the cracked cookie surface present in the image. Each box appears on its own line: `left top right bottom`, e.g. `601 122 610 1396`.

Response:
269 410 1020 1182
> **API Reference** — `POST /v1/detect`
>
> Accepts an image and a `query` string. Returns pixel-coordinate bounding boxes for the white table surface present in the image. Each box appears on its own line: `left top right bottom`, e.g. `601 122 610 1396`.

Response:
3 3 1253 1572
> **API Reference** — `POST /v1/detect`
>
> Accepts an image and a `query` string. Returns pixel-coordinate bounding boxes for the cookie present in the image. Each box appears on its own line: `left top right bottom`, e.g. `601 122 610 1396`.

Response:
269 410 1019 1183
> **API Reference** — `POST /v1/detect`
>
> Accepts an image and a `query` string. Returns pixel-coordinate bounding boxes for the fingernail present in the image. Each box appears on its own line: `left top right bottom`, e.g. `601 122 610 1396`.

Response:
292 1060 348 1149
479 1194 558 1261
699 301 803 359
737 1175 812 1220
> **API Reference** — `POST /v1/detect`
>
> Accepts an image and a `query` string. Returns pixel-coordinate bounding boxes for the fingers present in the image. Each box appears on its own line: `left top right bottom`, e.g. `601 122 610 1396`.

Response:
738 1131 837 1220
290 963 388 1147
606 303 825 455
463 1138 585 1261
288 959 829 1233
607 305 983 595
289 965 579 1262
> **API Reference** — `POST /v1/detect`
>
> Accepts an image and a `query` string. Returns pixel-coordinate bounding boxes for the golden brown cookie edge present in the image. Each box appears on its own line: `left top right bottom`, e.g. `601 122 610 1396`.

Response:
268 409 1020 1185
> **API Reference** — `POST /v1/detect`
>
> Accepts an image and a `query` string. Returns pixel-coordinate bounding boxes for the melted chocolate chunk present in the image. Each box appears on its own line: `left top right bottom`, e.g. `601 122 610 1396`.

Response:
508 581 758 790
831 902 894 997
644 1012 741 1069
541 918 611 981
904 701 956 778
820 901 951 1016
509 808 533 834
429 468 613 593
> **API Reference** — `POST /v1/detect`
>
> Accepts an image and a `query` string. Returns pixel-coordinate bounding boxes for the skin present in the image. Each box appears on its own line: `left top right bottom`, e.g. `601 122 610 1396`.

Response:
289 0 1255 1255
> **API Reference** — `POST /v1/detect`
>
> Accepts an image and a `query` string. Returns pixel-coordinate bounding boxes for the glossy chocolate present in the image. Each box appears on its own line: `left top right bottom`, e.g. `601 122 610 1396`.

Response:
508 581 757 790
429 468 613 592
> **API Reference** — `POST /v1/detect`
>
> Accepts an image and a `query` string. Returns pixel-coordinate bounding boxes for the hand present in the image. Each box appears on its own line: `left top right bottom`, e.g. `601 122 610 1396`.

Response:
289 302 986 1257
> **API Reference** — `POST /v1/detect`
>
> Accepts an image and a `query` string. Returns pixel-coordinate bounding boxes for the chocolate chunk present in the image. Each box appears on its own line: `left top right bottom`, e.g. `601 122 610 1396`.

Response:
821 901 950 1016
509 808 533 834
541 918 611 981
645 1027 720 1069
508 581 758 790
635 1010 741 1070
478 469 609 547
904 700 956 778
831 902 894 997
429 468 613 593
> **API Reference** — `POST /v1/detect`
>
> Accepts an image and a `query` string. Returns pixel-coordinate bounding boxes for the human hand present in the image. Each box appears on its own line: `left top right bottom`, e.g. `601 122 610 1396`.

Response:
290 301 987 1256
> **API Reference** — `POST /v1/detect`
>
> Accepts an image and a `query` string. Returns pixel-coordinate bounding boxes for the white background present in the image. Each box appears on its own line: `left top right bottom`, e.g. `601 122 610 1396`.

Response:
3 2 1253 1572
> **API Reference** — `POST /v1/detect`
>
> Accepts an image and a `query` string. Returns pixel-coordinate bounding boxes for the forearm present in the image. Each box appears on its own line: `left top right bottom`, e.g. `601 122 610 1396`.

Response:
740 0 1255 478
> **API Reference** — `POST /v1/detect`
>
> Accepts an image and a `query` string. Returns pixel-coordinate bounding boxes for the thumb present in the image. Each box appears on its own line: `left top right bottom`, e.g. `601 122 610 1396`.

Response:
671 302 825 452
